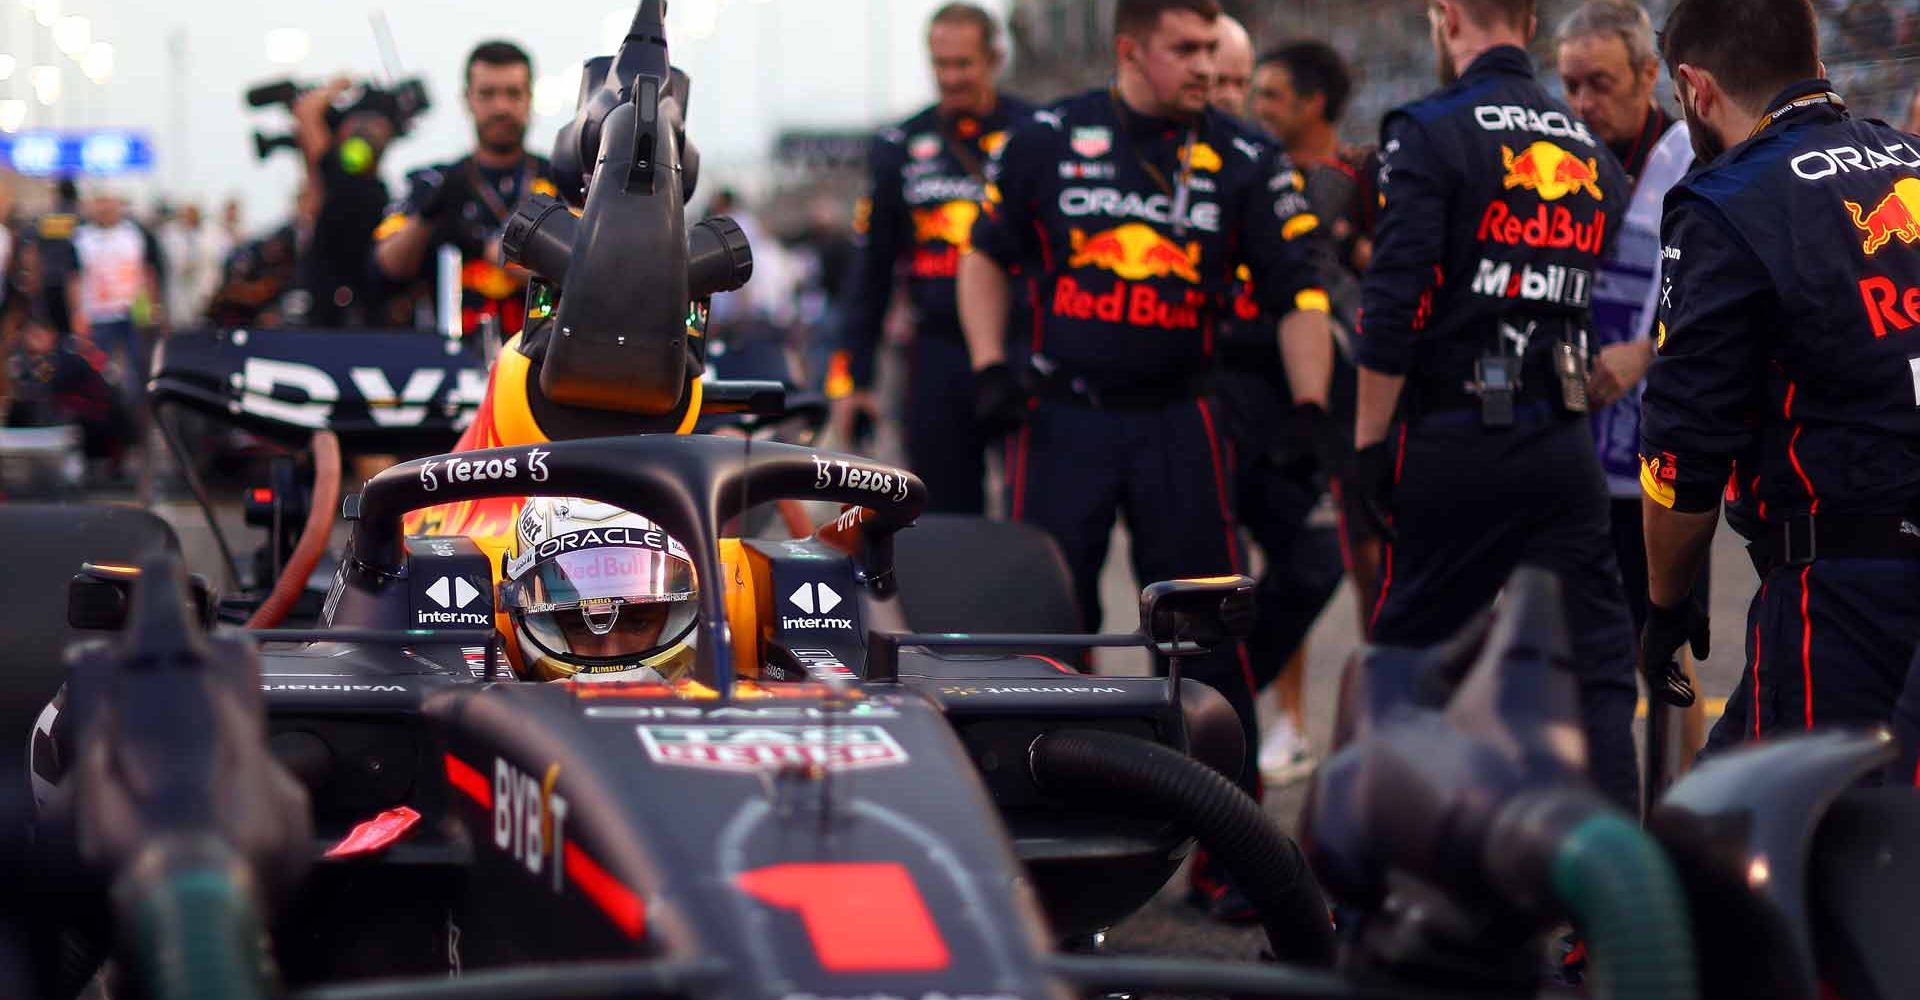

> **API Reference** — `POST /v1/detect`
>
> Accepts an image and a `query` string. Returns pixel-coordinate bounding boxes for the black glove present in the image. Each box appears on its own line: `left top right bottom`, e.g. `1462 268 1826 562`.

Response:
1290 402 1345 479
1349 439 1396 542
403 168 457 224
974 362 1031 438
1640 592 1707 707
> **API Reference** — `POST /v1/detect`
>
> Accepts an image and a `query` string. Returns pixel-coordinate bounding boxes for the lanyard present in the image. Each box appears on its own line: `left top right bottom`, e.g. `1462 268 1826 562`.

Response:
939 110 990 181
1109 90 1197 237
468 158 530 229
1747 91 1844 140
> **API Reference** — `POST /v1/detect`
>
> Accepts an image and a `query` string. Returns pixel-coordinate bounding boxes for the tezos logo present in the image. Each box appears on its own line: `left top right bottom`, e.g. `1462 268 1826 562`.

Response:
420 447 549 492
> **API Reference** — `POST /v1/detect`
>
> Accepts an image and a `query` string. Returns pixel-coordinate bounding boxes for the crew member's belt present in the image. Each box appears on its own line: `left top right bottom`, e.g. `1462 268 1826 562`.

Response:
1747 512 1920 576
1030 355 1207 409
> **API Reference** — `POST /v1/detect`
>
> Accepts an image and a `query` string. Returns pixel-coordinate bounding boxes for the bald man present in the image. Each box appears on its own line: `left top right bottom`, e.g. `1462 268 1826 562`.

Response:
1211 15 1254 112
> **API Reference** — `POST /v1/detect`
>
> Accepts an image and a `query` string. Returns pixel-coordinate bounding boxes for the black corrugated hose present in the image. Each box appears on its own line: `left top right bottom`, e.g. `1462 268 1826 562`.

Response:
1028 728 1336 966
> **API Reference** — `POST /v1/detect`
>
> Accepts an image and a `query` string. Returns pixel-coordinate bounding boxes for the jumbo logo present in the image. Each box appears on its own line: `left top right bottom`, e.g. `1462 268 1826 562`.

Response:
1845 176 1920 255
1066 224 1202 283
1501 142 1603 202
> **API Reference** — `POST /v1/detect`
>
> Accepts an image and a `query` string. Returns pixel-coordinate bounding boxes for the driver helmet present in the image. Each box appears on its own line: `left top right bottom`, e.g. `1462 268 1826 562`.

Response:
500 497 698 683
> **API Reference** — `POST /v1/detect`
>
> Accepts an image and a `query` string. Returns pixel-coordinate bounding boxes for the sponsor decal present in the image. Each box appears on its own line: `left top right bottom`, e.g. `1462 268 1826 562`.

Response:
783 582 854 630
1059 186 1220 233
419 574 490 627
939 685 1127 696
910 200 978 279
1640 453 1677 509
590 703 899 720
1182 142 1222 173
419 447 549 493
263 683 407 692
1501 143 1603 201
790 647 858 681
533 525 672 562
1476 201 1609 252
1791 143 1920 181
1069 125 1111 159
1066 223 1201 282
1662 245 1682 261
495 758 567 886
784 994 1024 1000
905 174 984 204
1857 275 1920 337
239 358 486 431
980 130 1008 156
1474 104 1596 145
1058 160 1116 180
1280 212 1319 240
1470 259 1593 307
907 133 940 161
809 455 912 503
1052 274 1206 330
1231 136 1262 162
638 724 908 772
1845 177 1920 255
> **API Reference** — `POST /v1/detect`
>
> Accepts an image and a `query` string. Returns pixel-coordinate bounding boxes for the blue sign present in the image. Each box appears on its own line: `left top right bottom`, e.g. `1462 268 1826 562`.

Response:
0 129 154 177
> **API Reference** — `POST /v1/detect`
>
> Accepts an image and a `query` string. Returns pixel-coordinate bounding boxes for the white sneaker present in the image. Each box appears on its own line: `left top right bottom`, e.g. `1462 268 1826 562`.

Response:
1258 718 1317 786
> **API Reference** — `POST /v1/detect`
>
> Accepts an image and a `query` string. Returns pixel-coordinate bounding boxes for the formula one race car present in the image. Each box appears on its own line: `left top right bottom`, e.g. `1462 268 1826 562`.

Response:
14 429 1338 1000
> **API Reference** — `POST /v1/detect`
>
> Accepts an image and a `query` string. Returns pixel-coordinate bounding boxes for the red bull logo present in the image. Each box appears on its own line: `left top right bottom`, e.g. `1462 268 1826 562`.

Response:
1065 223 1203 283
912 200 979 249
1500 142 1603 202
909 200 979 279
1845 177 1920 255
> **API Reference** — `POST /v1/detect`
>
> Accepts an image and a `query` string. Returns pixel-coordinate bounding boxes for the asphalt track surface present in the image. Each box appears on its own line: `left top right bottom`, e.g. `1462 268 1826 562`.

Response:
154 494 1759 965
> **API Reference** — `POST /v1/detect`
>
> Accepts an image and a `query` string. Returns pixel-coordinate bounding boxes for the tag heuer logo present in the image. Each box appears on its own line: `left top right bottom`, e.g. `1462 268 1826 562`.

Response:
637 725 908 772
1070 126 1111 159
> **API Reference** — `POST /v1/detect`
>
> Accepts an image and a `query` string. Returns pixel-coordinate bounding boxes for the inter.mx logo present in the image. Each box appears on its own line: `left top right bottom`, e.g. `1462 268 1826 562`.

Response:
783 582 853 631
419 576 490 626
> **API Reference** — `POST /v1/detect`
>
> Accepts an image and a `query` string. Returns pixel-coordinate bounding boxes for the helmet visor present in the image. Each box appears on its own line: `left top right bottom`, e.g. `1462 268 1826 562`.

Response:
504 544 698 668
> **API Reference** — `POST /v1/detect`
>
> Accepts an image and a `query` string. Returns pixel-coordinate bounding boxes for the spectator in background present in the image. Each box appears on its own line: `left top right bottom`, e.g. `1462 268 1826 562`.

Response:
73 190 158 406
33 179 84 336
160 204 223 328
0 179 14 315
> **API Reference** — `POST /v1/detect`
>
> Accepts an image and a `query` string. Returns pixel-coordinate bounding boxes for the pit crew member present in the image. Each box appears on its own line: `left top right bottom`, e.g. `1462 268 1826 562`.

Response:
838 3 1031 515
959 0 1335 795
1351 0 1640 810
1641 0 1920 760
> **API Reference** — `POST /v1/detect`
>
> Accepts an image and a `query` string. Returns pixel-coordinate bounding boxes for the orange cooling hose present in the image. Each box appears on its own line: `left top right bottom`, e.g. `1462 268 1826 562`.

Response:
246 430 342 629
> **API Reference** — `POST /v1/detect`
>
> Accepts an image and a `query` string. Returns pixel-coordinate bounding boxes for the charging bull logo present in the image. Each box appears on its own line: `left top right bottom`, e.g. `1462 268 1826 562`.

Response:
1066 224 1203 283
1845 177 1920 255
912 201 979 249
1501 142 1603 202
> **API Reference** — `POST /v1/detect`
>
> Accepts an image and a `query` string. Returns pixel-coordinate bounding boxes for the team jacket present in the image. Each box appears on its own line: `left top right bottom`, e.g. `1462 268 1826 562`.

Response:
844 97 1032 387
1220 146 1375 377
374 153 559 335
1356 46 1627 410
1640 81 1920 522
969 88 1329 393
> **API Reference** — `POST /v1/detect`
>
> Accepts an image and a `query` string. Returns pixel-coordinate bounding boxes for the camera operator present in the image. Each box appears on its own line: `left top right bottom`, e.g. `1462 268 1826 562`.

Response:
290 77 401 327
374 41 558 338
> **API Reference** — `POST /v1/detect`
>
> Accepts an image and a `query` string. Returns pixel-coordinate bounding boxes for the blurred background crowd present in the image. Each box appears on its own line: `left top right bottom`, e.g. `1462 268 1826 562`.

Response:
2 0 1920 490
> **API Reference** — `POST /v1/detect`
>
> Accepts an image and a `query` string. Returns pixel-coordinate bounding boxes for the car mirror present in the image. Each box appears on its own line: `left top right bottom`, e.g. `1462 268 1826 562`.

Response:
69 562 216 631
1138 576 1255 658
